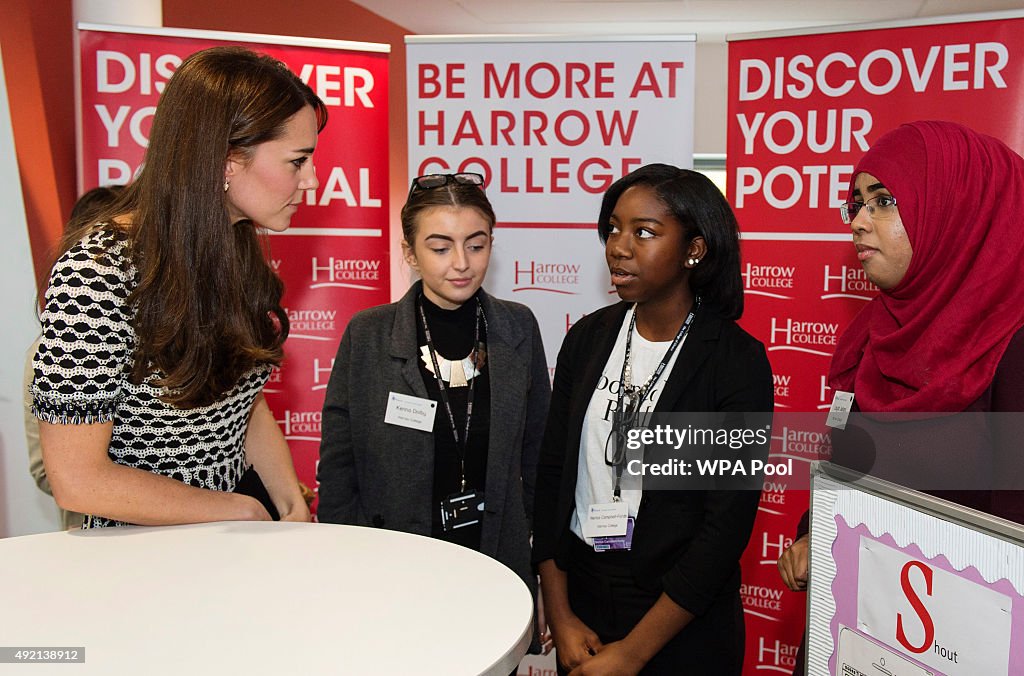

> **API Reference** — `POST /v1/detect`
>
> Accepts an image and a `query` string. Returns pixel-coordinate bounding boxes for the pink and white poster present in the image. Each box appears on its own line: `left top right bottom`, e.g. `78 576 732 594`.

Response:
812 474 1024 676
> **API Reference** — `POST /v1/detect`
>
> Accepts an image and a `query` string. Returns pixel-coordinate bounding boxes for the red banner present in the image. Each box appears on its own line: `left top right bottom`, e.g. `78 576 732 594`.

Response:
727 13 1024 675
77 25 392 512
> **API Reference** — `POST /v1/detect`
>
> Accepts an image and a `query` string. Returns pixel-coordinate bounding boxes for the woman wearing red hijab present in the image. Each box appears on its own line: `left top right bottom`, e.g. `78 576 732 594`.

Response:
778 120 1024 674
830 119 1024 415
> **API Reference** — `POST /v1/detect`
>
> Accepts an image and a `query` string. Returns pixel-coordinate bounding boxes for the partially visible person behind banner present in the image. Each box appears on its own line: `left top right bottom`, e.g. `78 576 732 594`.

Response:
24 185 124 530
777 120 1024 675
317 172 552 654
533 164 773 675
30 46 326 528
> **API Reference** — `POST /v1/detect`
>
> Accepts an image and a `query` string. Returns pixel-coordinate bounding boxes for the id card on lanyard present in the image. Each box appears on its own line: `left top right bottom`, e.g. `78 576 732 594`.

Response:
590 300 699 552
418 295 487 532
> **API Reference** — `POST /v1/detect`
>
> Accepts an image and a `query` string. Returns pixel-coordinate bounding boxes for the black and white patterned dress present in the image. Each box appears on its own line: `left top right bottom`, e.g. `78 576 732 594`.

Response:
30 226 270 528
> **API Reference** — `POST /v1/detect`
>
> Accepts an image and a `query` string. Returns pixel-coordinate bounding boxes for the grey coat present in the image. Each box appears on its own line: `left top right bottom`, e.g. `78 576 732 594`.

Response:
317 282 550 593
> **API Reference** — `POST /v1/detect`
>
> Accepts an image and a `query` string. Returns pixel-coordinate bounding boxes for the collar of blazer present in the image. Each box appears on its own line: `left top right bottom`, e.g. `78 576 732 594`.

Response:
387 280 527 360
585 301 724 413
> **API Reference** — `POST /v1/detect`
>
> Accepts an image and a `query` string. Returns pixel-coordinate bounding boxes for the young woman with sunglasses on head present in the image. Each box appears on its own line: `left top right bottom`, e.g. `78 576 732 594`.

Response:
777 120 1024 675
532 164 773 675
30 47 323 527
318 172 551 647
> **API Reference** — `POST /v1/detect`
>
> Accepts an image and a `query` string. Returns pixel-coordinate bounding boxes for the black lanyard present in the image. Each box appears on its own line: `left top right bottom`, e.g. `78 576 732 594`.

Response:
417 295 483 491
609 298 700 497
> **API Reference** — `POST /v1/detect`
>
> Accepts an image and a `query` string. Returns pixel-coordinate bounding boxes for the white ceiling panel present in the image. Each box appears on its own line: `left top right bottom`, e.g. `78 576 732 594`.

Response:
354 0 1024 41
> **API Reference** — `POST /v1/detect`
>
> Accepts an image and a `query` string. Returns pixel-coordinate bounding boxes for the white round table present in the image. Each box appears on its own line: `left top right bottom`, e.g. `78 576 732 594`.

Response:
0 521 533 674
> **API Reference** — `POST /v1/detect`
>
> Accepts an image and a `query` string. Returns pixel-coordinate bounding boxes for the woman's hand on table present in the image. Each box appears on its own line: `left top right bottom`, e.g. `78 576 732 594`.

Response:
279 502 313 522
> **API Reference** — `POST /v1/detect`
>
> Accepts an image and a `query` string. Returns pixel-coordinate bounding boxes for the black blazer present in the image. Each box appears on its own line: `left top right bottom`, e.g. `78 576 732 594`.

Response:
532 301 773 617
318 283 551 595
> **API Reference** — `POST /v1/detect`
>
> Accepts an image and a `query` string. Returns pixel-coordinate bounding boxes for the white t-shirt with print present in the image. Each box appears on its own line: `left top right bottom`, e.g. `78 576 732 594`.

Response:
569 305 687 545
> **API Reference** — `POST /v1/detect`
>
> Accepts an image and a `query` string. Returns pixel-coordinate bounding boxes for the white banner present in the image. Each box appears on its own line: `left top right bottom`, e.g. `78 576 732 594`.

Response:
407 35 697 368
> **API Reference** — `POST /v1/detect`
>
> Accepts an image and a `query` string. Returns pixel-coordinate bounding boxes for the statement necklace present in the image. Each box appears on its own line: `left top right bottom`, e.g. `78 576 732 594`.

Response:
419 345 486 387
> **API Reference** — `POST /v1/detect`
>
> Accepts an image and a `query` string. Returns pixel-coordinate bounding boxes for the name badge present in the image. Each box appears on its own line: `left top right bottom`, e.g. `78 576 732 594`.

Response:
440 490 485 532
582 501 629 539
594 517 634 552
826 390 855 430
384 392 437 432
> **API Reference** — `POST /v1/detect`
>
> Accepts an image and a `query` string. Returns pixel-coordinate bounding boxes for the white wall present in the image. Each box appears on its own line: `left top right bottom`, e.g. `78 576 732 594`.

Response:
694 41 728 155
72 0 162 25
0 0 164 538
0 49 62 537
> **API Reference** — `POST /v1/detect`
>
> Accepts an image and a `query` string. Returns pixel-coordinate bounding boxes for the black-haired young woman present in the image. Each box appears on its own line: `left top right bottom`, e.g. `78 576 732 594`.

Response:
533 164 773 675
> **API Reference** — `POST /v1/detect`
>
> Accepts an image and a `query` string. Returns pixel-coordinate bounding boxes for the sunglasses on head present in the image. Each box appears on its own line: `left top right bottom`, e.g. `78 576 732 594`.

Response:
407 172 485 200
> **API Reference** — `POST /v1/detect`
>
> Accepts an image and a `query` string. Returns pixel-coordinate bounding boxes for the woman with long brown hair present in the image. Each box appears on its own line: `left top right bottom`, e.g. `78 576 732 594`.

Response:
30 46 326 528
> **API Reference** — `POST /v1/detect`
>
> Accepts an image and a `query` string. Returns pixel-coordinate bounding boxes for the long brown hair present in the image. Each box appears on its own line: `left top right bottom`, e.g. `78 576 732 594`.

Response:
58 46 327 408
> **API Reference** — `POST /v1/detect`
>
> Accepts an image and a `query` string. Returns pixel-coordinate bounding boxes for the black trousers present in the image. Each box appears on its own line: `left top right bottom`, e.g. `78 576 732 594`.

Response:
558 535 744 675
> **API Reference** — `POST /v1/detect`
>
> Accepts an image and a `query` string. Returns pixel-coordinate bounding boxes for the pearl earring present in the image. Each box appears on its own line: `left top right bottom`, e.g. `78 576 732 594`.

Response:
224 180 230 192
688 257 699 266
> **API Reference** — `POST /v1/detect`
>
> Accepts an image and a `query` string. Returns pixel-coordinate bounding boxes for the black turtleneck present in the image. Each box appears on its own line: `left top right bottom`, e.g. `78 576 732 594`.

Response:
415 292 490 550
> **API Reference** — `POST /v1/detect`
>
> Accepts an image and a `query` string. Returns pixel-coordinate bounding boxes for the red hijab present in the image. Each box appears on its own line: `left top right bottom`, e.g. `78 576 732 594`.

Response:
828 121 1024 413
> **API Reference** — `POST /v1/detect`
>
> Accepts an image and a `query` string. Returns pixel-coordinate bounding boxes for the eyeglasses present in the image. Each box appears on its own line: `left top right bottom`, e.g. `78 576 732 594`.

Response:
407 172 485 200
839 194 898 224
605 388 644 468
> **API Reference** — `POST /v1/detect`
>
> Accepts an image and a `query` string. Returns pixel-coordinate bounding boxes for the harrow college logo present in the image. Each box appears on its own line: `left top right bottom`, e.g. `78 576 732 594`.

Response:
772 373 791 407
310 256 382 290
264 367 283 394
513 260 581 294
286 308 338 341
741 583 784 620
759 478 788 514
819 374 832 411
311 358 335 392
821 264 875 301
741 262 795 300
754 637 799 673
760 530 793 567
769 317 838 356
275 409 322 442
772 424 831 461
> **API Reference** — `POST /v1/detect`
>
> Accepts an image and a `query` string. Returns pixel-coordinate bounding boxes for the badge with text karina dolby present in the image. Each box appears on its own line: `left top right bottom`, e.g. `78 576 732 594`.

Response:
440 490 485 532
384 392 437 432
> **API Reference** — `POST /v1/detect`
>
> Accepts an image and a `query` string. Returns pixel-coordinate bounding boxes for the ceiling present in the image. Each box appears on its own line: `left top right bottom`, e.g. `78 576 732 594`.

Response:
354 0 1024 42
